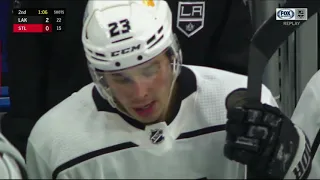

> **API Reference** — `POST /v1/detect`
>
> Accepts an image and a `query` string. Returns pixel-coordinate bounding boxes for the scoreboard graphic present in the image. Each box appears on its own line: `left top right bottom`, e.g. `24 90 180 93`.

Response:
0 2 67 111
12 8 65 33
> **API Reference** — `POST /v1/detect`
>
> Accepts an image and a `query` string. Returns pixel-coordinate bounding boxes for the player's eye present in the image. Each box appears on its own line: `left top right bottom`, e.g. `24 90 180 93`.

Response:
142 63 160 77
111 75 132 84
113 77 132 84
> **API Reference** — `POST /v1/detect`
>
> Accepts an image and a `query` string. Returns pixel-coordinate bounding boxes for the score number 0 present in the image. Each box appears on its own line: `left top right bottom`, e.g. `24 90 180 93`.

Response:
43 24 52 32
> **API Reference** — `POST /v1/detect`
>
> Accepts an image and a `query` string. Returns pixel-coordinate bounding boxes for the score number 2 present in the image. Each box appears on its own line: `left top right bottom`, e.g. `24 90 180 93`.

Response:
45 17 62 23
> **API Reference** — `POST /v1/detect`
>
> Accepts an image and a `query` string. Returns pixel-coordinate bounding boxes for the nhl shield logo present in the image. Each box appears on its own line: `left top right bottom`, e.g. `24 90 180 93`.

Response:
150 129 165 144
177 1 205 38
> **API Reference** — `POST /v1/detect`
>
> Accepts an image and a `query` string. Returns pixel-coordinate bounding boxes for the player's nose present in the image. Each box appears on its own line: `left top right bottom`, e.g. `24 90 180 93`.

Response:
131 80 149 98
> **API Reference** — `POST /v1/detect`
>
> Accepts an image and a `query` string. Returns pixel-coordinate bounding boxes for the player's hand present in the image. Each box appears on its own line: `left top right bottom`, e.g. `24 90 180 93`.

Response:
224 89 301 179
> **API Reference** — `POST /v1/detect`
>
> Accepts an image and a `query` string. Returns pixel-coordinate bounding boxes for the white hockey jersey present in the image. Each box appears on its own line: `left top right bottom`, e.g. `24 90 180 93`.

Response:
0 133 27 179
26 65 278 179
291 70 320 178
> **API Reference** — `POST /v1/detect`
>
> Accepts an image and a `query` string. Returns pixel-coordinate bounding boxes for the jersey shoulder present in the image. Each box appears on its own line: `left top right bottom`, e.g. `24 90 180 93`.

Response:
27 83 135 173
183 65 277 127
29 83 97 140
187 65 248 88
27 83 104 168
185 65 277 106
179 65 249 126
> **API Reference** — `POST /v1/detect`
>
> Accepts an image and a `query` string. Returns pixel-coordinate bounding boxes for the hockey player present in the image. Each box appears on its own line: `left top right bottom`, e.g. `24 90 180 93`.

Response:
291 70 320 175
0 133 27 179
26 0 317 179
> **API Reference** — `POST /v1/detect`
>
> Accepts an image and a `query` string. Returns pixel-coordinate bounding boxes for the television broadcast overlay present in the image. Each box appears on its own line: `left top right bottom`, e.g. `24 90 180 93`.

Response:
276 8 308 26
12 8 66 33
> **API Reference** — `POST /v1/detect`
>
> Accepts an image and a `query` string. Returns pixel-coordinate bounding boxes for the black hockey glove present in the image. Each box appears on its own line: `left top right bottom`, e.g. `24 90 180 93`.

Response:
224 89 310 179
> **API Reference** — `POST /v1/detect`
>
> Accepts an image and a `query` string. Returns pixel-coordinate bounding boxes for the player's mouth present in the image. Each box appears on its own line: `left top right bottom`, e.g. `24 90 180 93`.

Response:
133 101 156 117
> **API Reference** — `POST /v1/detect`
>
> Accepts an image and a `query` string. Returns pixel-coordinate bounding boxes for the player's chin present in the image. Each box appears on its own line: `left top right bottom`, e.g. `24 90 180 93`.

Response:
139 117 160 125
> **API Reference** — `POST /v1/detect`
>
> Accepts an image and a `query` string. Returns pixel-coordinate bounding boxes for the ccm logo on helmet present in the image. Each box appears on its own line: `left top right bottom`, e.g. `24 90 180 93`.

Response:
276 9 295 20
111 44 141 57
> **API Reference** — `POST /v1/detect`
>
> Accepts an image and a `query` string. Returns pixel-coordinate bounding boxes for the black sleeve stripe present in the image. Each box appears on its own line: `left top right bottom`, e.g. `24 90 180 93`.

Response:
52 142 138 179
311 129 320 160
177 124 225 139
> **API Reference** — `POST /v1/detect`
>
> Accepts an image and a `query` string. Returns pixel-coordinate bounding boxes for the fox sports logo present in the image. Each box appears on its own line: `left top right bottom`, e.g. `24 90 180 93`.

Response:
277 9 295 20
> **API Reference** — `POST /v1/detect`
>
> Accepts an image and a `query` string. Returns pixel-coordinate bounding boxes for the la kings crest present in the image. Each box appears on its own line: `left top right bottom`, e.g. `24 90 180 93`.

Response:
177 1 205 38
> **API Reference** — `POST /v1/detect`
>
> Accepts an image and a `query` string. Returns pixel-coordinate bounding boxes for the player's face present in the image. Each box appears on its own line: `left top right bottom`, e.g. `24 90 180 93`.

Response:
104 52 173 124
